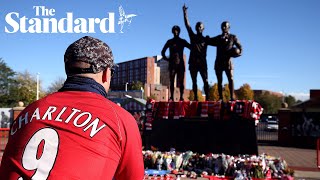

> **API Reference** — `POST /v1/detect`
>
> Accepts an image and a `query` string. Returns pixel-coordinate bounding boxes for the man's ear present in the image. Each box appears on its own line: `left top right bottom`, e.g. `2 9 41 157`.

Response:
102 68 108 83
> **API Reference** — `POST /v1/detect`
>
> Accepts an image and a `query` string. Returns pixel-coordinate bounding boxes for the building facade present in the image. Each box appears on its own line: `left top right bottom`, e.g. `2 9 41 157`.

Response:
278 89 320 148
110 56 158 90
110 55 188 101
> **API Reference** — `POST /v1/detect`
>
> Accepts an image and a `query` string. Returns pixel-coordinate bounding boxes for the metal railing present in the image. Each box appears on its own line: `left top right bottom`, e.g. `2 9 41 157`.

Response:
317 138 320 169
0 128 10 163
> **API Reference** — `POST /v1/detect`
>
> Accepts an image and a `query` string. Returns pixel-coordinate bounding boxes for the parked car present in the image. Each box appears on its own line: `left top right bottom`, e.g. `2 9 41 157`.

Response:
266 116 279 131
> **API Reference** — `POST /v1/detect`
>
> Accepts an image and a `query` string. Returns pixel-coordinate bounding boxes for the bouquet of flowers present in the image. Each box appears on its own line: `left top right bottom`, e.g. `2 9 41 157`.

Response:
142 151 294 179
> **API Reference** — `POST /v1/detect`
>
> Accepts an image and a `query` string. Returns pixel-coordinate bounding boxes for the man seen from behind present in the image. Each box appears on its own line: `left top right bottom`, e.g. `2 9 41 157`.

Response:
0 36 144 180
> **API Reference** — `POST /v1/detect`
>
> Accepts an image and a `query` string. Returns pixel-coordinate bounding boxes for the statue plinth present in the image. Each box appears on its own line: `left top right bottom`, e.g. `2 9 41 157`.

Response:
12 101 25 120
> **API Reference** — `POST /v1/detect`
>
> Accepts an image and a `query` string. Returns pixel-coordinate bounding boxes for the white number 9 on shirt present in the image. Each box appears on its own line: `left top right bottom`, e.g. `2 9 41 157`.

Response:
18 128 59 180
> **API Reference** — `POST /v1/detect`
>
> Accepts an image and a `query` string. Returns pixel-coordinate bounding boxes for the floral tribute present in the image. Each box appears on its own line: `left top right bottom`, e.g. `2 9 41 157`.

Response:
142 150 294 180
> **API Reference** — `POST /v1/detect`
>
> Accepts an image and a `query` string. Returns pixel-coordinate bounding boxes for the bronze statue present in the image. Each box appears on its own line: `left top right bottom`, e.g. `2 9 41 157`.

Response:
208 21 242 101
183 4 209 101
161 25 190 101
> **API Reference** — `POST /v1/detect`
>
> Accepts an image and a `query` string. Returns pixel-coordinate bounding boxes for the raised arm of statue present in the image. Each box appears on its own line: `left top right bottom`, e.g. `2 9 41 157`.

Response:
183 4 192 35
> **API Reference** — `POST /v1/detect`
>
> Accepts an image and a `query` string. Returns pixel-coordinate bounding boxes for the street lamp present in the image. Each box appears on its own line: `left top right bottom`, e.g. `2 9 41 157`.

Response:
141 87 144 99
125 82 129 92
36 73 40 100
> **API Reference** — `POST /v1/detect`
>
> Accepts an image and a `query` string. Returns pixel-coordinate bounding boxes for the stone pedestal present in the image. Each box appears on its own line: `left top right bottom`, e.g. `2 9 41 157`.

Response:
278 108 292 146
12 101 25 120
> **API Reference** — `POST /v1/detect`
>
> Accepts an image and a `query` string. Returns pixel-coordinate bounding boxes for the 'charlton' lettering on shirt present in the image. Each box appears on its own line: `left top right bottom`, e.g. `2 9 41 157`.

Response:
11 106 107 138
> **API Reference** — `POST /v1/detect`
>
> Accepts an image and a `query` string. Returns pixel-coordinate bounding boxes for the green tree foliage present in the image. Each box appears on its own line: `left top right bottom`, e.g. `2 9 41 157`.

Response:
198 89 205 102
254 92 282 114
47 77 65 94
188 90 195 101
188 89 205 101
9 71 46 106
223 84 230 101
236 83 254 100
0 58 16 95
284 95 297 107
208 83 219 101
0 60 47 107
147 94 157 101
131 81 144 90
207 83 236 102
0 58 16 107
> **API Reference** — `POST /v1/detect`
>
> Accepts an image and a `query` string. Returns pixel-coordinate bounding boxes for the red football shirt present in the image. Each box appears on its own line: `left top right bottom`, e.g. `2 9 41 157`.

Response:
0 91 144 180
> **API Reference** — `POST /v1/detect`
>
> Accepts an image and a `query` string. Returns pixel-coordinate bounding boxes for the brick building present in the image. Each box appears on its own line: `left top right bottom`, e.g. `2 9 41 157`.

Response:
110 55 189 101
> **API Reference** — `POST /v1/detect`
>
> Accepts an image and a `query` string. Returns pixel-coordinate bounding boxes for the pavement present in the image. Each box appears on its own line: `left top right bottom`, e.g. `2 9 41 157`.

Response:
258 145 320 179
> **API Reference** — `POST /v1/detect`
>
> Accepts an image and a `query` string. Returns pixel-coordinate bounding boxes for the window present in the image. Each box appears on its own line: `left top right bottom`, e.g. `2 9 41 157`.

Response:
130 61 134 69
135 61 139 68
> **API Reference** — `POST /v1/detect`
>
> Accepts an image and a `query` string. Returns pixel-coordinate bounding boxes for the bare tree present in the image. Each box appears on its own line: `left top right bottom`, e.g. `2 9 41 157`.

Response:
47 77 65 94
